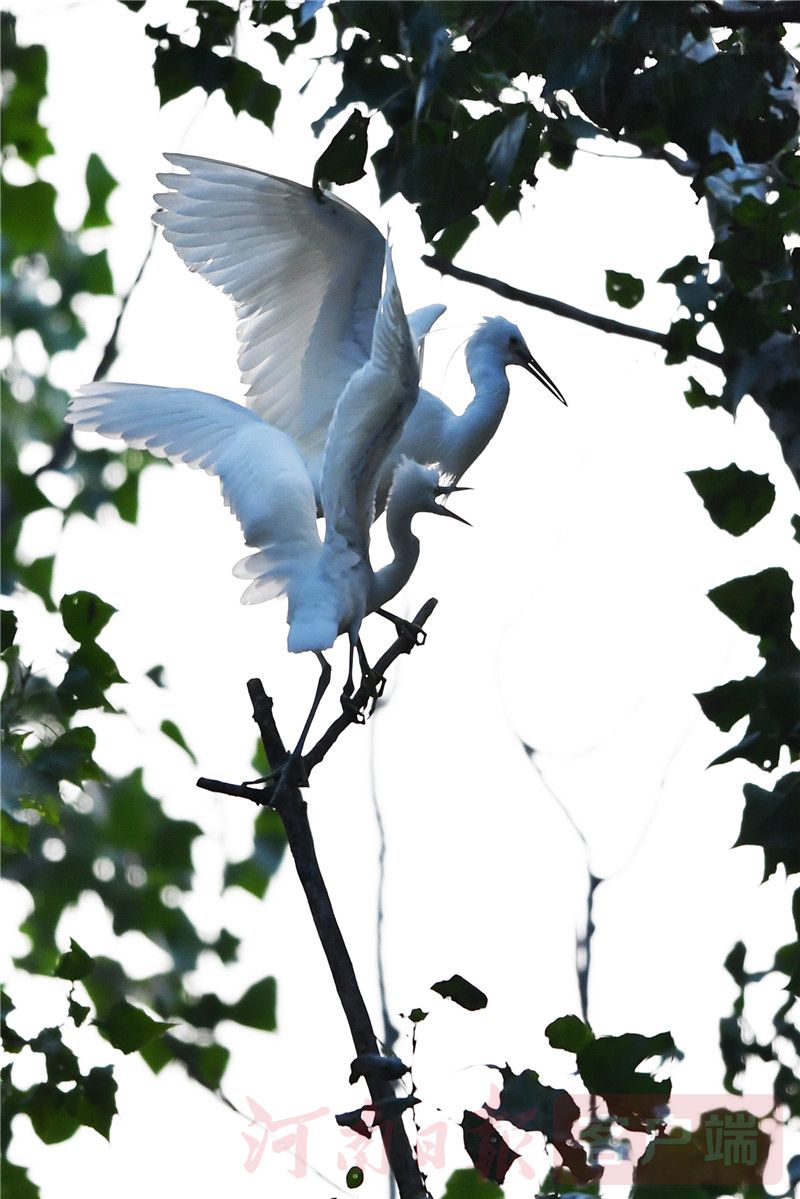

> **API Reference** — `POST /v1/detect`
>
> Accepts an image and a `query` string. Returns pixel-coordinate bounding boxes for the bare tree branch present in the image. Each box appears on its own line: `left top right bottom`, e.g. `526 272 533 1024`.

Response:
423 254 725 369
198 604 440 1199
567 0 800 28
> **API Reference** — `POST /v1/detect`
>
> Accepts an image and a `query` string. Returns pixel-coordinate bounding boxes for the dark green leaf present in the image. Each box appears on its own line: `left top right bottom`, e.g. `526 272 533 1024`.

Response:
408 1007 428 1023
695 676 757 733
605 270 644 309
735 772 800 880
223 857 271 898
432 214 479 261
461 1110 519 1183
792 515 800 544
77 250 114 296
180 1041 230 1090
60 591 116 643
431 974 487 1010
82 154 117 229
159 719 197 764
57 641 125 712
1 999 27 1053
313 109 369 196
346 1166 364 1189
1 610 18 653
16 556 56 612
227 976 277 1031
26 1082 81 1144
212 928 240 964
545 1014 594 1054
146 664 165 687
684 376 722 410
687 465 775 536
488 1065 597 1182
96 1000 174 1053
1 810 29 854
68 998 91 1028
54 937 94 981
0 1161 40 1198
724 941 747 987
576 1031 677 1132
708 567 793 643
78 1065 117 1139
664 317 698 364
147 28 279 127
1 179 58 255
0 18 53 166
33 726 102 784
30 1027 81 1084
441 1169 503 1199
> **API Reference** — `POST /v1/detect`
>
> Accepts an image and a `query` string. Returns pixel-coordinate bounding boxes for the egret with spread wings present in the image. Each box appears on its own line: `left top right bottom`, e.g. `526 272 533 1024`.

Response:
153 153 566 508
66 251 465 764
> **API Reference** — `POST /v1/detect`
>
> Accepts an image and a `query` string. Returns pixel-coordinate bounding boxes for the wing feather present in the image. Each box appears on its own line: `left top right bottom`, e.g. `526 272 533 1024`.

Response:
320 248 419 555
153 153 386 482
66 384 321 597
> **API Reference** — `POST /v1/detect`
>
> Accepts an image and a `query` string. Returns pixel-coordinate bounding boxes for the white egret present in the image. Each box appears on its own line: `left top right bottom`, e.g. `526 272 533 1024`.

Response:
66 252 464 762
153 153 566 505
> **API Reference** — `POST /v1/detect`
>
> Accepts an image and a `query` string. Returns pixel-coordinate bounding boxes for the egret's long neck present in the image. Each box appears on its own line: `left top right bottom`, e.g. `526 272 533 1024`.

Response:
370 499 421 609
445 348 510 481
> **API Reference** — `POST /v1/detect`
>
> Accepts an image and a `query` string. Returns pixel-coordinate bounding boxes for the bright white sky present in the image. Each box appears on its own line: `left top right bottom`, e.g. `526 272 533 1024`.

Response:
3 2 798 1197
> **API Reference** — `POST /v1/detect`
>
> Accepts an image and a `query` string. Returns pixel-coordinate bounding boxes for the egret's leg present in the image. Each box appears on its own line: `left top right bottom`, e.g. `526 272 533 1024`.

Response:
375 606 427 647
295 652 332 760
356 638 386 706
340 638 366 724
342 640 357 700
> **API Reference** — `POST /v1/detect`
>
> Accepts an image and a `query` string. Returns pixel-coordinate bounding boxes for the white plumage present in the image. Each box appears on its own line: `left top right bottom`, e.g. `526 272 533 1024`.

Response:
153 154 566 505
66 251 462 738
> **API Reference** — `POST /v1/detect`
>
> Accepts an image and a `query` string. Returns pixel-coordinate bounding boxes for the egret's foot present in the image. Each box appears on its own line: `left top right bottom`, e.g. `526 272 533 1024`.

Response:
242 753 307 797
375 607 427 648
340 692 367 724
361 667 386 716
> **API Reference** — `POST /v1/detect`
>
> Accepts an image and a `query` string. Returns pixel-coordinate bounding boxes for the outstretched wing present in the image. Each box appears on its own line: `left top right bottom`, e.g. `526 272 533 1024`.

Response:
153 154 386 477
320 247 419 556
66 383 321 598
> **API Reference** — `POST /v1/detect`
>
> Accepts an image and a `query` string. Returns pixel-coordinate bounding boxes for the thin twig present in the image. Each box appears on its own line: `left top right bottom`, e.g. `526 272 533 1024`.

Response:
369 703 400 1057
423 255 725 369
521 741 597 1027
34 225 159 480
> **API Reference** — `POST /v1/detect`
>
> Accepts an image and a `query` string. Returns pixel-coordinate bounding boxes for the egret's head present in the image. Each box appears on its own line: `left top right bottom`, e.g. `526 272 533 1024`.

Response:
387 459 471 525
472 317 567 405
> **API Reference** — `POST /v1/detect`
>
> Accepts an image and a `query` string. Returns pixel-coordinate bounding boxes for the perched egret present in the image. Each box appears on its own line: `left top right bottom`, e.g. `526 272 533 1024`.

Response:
66 252 463 758
153 153 566 504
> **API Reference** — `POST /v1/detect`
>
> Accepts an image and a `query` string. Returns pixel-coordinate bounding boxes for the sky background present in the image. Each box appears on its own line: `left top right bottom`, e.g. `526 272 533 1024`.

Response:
3 1 798 1195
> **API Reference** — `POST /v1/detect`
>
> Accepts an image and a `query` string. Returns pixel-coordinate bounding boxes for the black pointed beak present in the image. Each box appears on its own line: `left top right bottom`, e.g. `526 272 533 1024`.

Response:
521 354 567 405
435 483 472 497
436 504 472 526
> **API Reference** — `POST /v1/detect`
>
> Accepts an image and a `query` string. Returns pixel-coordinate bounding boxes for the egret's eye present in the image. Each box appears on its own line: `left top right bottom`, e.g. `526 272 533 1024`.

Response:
509 335 520 348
